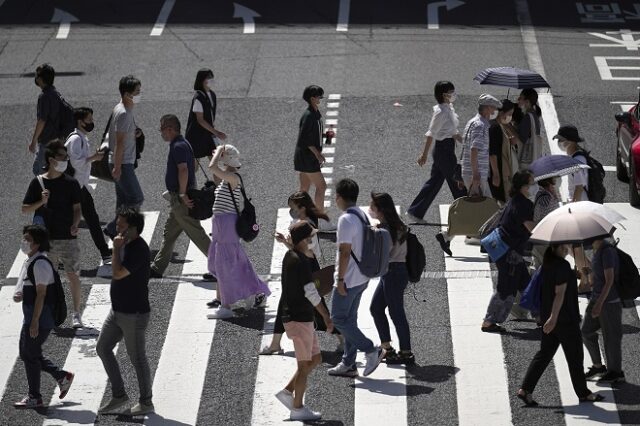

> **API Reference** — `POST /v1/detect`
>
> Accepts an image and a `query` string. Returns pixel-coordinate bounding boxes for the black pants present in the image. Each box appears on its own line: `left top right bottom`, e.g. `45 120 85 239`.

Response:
407 139 467 219
19 325 66 399
521 323 590 398
274 296 339 335
80 186 110 258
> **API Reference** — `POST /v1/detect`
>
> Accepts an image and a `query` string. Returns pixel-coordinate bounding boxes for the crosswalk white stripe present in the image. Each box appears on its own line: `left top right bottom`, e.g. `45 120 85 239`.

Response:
0 286 24 400
43 211 160 425
147 219 214 425
439 205 512 425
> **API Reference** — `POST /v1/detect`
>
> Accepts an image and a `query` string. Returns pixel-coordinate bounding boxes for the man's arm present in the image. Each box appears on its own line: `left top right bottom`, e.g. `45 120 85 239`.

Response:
593 266 615 318
543 283 566 334
29 284 47 338
30 120 46 151
111 242 131 280
336 242 351 295
71 203 81 236
111 132 126 180
177 162 195 208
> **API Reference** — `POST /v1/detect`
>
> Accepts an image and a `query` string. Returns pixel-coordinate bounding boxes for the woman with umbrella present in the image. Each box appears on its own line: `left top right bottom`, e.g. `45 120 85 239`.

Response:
489 99 521 202
516 88 543 169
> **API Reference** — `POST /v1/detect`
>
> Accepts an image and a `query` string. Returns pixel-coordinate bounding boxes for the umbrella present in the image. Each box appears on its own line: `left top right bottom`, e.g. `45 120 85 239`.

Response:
549 201 626 225
530 209 614 245
474 67 550 89
530 154 591 182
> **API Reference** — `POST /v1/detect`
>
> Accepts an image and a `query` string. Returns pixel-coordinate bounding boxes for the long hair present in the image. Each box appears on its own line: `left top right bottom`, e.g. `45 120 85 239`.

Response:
288 191 329 225
520 88 542 117
371 192 407 244
510 170 533 198
543 245 561 268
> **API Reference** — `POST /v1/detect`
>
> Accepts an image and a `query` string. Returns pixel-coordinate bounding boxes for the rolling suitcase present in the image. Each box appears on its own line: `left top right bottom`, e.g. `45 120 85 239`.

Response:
447 196 500 237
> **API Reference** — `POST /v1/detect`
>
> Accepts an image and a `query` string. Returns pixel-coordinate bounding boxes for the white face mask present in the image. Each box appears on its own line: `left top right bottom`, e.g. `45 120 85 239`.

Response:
557 140 568 152
205 79 214 88
307 237 316 251
132 94 142 104
53 160 68 173
490 111 498 120
448 93 457 103
20 239 32 255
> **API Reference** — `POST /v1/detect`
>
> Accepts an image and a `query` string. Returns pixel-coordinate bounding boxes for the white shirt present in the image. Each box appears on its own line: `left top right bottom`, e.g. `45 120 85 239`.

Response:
65 129 92 189
425 103 460 141
335 208 368 288
16 252 54 294
569 153 589 202
192 92 215 123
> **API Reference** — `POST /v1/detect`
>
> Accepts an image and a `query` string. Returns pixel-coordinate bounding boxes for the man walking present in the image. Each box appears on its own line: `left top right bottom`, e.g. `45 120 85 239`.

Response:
104 75 144 239
328 178 385 378
29 64 62 175
97 208 154 416
150 115 211 278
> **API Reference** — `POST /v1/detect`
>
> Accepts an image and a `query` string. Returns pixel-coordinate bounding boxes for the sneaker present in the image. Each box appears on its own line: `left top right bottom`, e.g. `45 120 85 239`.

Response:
103 226 116 240
363 347 386 376
585 365 607 380
202 273 217 282
386 351 415 365
328 362 359 377
57 371 74 399
13 395 43 409
253 293 267 309
98 395 130 414
206 307 234 319
290 406 322 421
597 371 626 384
124 401 155 416
382 346 397 361
149 268 163 279
206 298 222 308
435 232 453 257
101 255 112 265
275 389 294 410
72 312 83 329
405 211 427 224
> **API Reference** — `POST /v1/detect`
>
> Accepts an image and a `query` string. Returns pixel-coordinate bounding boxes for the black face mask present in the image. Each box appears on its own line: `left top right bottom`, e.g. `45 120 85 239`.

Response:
83 122 95 132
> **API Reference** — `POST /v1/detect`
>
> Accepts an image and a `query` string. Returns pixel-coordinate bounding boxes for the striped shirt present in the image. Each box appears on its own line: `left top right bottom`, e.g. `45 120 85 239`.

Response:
213 180 244 215
461 114 491 178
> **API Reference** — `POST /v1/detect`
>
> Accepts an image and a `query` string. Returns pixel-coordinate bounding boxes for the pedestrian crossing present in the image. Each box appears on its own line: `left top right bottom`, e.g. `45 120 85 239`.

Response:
0 205 639 425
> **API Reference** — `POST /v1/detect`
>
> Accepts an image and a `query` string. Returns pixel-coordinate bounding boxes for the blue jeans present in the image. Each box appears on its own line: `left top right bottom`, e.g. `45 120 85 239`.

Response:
331 282 375 367
106 164 144 236
32 143 47 175
19 325 66 399
370 263 411 351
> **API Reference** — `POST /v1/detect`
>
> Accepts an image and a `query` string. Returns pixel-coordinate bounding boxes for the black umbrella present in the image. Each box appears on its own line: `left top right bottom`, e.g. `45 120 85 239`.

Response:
474 67 550 89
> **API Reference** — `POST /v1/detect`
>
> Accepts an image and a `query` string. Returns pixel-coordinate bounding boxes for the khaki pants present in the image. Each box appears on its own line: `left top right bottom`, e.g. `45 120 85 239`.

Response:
151 193 211 274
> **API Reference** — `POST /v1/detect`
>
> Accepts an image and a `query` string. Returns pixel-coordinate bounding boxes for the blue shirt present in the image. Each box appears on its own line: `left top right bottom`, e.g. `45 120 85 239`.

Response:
165 135 196 192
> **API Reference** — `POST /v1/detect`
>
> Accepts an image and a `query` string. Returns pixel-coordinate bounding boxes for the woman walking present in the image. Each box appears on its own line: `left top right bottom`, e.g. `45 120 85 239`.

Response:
406 81 466 223
206 144 270 319
517 244 603 406
369 192 414 364
185 68 227 159
294 85 327 213
516 88 543 170
488 99 521 203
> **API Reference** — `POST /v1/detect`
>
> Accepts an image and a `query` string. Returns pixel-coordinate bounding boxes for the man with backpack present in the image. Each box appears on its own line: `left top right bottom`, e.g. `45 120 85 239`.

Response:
12 225 74 408
328 178 386 378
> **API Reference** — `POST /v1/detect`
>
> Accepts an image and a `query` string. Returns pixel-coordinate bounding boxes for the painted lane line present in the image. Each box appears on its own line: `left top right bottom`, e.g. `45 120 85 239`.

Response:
233 3 260 34
326 119 338 126
328 94 341 100
250 208 297 425
326 177 334 185
336 0 351 32
326 110 339 117
146 219 214 426
150 0 176 37
0 286 24 401
327 102 340 108
321 167 334 174
325 157 334 164
427 0 465 30
603 166 616 172
439 205 512 425
51 8 78 40
324 201 331 208
325 189 332 196
323 147 336 155
42 212 160 425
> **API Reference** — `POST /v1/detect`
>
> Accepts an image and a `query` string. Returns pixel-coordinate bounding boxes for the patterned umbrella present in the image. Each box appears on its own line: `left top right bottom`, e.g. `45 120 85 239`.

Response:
529 154 590 182
474 67 550 89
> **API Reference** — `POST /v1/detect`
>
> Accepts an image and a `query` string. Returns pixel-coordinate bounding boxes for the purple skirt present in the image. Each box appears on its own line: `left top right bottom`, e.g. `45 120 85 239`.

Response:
208 213 270 306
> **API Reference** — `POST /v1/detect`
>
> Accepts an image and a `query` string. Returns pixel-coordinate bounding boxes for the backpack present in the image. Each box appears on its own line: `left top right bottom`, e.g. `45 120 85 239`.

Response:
614 247 640 307
405 230 426 283
228 173 259 242
56 91 75 139
572 151 606 203
26 255 67 327
346 208 392 278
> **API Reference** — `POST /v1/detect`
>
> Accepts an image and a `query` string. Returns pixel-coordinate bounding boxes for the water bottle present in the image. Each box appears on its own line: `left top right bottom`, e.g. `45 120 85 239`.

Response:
324 125 335 145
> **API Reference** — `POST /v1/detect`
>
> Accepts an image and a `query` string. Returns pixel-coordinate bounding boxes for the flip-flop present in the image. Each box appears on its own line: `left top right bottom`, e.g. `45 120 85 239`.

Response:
259 346 284 355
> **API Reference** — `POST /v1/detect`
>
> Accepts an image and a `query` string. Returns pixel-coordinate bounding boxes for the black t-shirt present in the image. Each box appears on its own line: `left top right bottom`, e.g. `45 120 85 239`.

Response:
540 257 580 325
23 174 82 240
500 192 534 254
296 107 323 152
37 86 61 144
281 249 316 323
110 237 151 314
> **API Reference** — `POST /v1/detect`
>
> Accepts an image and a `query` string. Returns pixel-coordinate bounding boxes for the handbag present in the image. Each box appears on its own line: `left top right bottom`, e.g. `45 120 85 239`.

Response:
447 196 499 237
312 265 335 297
187 159 216 220
480 227 510 262
90 114 114 182
228 173 259 242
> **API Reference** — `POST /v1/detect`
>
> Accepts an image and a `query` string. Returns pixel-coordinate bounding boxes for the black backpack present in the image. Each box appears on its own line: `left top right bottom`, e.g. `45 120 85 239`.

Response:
56 91 75 139
573 151 606 204
614 247 640 307
228 173 259 242
26 255 67 327
405 230 426 283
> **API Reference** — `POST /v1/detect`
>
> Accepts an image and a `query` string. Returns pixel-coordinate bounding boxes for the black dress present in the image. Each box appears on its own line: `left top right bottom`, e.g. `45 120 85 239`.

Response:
185 90 218 159
294 106 323 173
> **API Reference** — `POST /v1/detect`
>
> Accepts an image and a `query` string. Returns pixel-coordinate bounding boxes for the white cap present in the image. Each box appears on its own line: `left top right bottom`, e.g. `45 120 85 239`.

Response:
478 93 501 108
220 144 242 168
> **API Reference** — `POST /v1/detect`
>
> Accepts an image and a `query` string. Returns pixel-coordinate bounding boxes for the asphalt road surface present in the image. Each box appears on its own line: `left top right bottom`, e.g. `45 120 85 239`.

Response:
1 0 640 425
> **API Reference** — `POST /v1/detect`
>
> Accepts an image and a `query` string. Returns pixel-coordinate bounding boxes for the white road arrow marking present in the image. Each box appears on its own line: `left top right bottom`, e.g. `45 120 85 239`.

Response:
150 0 176 36
336 0 351 32
51 8 79 39
233 2 260 34
427 0 464 30
624 4 640 20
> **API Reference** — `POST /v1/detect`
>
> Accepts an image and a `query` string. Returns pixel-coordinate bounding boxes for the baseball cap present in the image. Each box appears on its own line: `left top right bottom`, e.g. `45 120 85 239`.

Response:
553 125 584 143
220 144 242 168
478 93 501 108
289 221 318 245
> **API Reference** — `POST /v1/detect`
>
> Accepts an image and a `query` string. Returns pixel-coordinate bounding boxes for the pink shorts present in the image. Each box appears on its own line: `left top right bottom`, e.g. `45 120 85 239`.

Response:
284 321 320 362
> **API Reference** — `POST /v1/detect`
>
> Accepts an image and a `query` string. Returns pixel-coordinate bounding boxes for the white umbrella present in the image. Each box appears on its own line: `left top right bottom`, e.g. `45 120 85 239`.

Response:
547 201 626 225
530 209 615 245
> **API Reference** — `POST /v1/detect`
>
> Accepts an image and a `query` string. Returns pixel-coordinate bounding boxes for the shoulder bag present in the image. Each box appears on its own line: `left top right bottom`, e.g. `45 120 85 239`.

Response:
228 173 259 242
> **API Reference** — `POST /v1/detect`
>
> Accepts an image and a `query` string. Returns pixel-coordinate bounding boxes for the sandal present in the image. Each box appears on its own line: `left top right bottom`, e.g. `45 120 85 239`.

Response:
516 390 538 407
481 324 506 334
579 393 605 403
259 346 284 356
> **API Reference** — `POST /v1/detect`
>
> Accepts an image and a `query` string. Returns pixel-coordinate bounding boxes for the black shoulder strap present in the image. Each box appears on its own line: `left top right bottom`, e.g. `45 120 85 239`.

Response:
102 113 114 143
26 255 53 285
233 173 250 202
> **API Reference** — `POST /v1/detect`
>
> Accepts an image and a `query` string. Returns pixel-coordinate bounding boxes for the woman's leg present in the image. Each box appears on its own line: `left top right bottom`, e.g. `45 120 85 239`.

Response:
306 172 327 212
384 266 411 351
369 278 392 347
299 172 311 192
520 330 560 394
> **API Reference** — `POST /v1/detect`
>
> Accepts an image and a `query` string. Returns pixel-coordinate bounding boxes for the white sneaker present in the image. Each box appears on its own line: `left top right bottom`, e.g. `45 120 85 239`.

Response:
206 307 234 319
328 362 358 377
124 401 155 416
290 406 322 421
405 211 427 224
363 347 386 377
72 312 83 329
275 389 294 410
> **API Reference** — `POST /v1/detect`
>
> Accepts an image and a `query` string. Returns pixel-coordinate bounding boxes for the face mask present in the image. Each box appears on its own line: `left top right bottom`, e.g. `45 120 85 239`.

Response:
20 240 32 255
448 93 457 103
307 238 316 250
289 208 299 220
53 160 68 173
490 111 498 120
83 122 95 132
557 140 568 152
205 79 214 88
132 94 142 104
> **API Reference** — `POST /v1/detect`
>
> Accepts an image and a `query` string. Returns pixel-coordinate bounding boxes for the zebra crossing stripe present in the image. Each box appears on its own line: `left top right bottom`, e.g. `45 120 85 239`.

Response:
43 211 160 425
146 219 215 425
0 286 23 400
